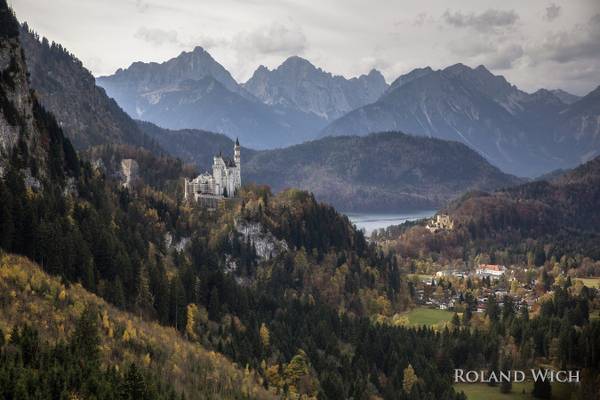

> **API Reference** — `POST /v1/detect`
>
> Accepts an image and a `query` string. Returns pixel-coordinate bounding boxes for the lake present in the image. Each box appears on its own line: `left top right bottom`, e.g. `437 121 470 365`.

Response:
345 210 436 235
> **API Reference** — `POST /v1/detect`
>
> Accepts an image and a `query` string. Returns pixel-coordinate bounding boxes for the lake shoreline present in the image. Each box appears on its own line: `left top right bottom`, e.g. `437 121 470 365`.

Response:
344 210 436 235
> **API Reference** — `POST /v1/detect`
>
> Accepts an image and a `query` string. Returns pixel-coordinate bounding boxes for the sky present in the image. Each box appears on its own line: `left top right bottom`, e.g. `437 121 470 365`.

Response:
9 0 600 95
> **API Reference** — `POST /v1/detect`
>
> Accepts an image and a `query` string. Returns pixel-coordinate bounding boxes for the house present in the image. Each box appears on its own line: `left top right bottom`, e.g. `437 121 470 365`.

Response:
476 264 507 278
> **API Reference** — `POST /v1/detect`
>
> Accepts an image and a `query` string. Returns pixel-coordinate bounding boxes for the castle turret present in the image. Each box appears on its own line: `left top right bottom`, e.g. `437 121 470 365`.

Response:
234 138 241 196
234 138 240 166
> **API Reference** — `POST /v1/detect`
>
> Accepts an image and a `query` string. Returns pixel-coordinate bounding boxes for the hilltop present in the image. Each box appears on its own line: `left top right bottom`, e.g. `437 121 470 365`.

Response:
378 156 600 262
243 132 521 211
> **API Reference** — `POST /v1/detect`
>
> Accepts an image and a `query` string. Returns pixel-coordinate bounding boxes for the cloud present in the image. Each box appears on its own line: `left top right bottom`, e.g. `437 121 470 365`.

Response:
134 27 179 46
544 4 561 21
530 14 600 64
234 23 307 56
134 0 150 13
449 37 524 69
486 44 524 69
412 12 430 27
443 9 519 32
185 34 228 50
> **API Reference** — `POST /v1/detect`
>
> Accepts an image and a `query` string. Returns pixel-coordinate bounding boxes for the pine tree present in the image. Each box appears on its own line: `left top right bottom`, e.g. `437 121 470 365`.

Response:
136 264 154 318
532 379 551 399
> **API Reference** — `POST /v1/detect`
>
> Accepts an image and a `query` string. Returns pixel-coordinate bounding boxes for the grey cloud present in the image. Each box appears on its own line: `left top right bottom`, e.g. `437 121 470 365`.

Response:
486 44 524 69
532 14 600 63
449 37 524 69
134 27 179 46
234 23 307 56
135 0 150 13
443 9 519 32
412 12 429 27
185 34 229 50
544 3 561 21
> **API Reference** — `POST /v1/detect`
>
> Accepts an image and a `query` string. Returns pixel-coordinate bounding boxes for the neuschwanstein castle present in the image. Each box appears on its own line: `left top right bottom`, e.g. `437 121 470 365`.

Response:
184 139 241 202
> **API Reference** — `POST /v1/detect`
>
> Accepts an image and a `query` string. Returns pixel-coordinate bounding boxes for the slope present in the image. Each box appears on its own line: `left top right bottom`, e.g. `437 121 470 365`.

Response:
321 63 599 177
0 253 273 400
97 48 326 149
19 24 159 152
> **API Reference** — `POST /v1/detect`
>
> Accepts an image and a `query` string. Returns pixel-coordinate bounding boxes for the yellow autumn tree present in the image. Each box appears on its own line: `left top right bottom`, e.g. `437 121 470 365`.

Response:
284 350 318 398
186 303 198 339
259 322 270 348
403 364 418 393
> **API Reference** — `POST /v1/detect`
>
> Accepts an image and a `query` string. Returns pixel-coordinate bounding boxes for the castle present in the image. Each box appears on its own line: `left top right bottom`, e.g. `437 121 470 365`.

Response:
426 214 454 232
184 139 241 202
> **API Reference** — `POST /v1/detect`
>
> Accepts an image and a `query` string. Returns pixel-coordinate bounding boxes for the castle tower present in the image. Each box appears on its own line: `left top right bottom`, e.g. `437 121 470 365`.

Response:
234 138 241 167
234 138 241 196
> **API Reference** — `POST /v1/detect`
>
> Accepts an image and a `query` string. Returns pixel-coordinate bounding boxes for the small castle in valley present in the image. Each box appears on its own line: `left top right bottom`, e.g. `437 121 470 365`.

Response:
426 214 454 232
184 139 241 202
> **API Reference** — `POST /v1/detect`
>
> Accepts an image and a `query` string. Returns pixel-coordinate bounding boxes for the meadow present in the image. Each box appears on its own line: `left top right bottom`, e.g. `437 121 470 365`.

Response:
454 382 575 400
405 307 455 327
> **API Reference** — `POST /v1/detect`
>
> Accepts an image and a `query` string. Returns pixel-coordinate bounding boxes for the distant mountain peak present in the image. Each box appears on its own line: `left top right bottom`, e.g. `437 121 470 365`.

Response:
244 57 389 121
443 63 473 75
387 66 434 92
281 55 314 66
550 89 582 105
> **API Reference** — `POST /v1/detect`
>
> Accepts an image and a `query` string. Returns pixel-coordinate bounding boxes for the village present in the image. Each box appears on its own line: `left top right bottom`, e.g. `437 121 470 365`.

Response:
408 262 584 320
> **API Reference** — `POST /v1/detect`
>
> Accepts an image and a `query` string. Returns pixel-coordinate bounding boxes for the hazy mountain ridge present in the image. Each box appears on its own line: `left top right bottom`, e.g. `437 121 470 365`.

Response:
321 63 599 177
551 89 581 105
97 48 328 149
244 56 388 121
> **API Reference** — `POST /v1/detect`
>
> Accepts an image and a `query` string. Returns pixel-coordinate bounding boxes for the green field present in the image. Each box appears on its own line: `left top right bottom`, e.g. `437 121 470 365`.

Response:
455 382 575 400
407 273 434 281
575 277 600 288
405 307 455 327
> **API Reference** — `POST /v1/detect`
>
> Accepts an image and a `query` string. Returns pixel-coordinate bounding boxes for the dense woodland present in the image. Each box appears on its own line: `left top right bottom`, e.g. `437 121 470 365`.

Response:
0 309 181 400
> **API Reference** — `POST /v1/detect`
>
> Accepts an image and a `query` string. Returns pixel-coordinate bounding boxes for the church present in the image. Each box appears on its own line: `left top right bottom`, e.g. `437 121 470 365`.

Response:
184 139 241 202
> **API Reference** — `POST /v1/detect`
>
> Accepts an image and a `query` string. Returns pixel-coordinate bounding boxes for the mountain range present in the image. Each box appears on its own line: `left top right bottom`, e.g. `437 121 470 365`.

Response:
14 19 600 208
322 64 600 177
96 49 388 149
97 45 600 178
243 56 388 121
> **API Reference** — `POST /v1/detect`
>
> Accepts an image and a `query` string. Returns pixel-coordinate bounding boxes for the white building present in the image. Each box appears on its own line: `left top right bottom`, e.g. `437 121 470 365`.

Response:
476 264 507 278
184 139 241 201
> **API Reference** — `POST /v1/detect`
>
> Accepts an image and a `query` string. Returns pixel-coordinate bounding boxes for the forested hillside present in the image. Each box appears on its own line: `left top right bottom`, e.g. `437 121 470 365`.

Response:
378 156 600 264
243 132 521 211
0 254 272 400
